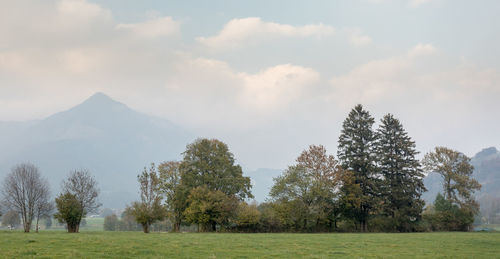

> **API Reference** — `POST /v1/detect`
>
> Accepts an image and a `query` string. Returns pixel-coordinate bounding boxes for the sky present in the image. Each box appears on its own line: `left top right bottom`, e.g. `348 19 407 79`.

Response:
1 0 499 171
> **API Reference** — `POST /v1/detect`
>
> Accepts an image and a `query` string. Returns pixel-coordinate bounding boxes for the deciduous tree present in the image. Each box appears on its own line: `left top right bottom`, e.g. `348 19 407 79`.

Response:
61 169 101 232
1 163 51 232
180 138 252 200
127 164 166 233
423 147 481 230
158 161 185 232
183 186 238 232
54 192 83 233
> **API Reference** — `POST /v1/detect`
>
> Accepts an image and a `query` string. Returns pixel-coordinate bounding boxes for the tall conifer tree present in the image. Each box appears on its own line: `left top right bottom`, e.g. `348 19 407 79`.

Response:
376 114 426 231
337 104 378 232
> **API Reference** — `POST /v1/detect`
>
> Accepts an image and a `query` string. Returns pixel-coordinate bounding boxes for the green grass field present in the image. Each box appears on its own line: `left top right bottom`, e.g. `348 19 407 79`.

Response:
0 232 499 258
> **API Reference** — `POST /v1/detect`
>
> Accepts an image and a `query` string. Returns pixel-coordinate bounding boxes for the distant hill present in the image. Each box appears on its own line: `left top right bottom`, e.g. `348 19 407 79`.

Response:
0 93 194 208
423 147 500 206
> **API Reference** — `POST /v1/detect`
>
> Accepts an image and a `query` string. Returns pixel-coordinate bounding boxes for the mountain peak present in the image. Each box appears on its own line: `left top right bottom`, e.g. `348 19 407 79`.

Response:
474 147 499 160
76 92 128 111
83 92 117 105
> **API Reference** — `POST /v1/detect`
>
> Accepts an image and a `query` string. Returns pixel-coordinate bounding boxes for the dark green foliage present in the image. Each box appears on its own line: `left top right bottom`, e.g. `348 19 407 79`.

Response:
337 104 379 232
234 202 261 232
54 192 84 233
257 202 282 232
60 170 100 233
375 114 426 232
180 138 252 200
183 186 238 232
424 193 477 231
338 170 364 230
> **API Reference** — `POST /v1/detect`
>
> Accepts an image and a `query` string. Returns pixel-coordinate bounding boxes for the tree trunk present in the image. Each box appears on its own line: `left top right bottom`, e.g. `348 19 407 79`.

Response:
211 222 216 232
174 221 180 232
24 220 31 233
68 223 78 233
143 223 150 233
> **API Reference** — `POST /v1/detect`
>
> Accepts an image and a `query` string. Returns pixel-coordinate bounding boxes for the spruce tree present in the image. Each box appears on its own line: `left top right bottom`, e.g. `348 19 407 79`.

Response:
376 114 426 231
337 104 378 232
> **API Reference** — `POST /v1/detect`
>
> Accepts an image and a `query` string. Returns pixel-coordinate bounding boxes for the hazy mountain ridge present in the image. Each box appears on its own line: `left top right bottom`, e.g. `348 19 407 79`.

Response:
0 93 497 209
0 93 194 208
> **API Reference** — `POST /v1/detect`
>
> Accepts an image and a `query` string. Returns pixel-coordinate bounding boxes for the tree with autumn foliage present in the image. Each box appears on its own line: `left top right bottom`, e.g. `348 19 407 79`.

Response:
269 145 342 231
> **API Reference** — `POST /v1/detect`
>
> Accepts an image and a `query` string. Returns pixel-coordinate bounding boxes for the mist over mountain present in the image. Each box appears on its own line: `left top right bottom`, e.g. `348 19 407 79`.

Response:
1 93 497 211
0 93 194 208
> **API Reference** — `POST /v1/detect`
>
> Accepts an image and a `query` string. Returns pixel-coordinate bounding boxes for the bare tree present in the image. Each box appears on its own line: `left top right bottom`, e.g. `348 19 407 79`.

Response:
61 169 101 232
1 163 51 232
34 185 54 232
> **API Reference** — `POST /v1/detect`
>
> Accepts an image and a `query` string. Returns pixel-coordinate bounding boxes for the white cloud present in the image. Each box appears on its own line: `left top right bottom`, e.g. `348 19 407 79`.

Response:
56 0 111 21
408 43 436 57
160 55 320 127
197 17 335 50
344 28 372 46
116 16 180 38
328 43 500 116
240 64 320 111
329 44 437 106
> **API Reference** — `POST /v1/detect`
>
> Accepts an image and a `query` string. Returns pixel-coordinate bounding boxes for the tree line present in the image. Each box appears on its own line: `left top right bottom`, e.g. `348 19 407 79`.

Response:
1 104 482 233
114 104 482 233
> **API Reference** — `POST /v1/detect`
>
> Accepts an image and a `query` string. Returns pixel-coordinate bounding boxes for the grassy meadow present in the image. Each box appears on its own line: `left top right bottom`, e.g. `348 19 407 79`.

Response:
0 231 499 258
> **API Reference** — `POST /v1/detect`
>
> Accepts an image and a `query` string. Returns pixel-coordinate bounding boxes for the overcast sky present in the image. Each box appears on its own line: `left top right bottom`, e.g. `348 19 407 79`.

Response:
1 0 499 170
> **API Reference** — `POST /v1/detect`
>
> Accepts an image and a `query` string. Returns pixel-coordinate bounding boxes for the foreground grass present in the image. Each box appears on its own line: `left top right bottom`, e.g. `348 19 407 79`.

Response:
0 231 499 258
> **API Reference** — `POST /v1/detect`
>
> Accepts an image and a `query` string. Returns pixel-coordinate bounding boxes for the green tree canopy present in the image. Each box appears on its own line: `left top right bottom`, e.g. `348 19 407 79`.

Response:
180 138 252 200
183 186 238 232
269 145 342 232
158 161 185 232
127 164 167 233
54 192 83 233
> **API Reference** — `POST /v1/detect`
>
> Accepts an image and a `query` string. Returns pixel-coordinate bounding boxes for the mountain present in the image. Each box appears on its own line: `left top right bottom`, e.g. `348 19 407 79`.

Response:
0 93 194 208
423 147 500 207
